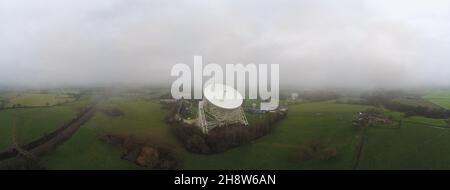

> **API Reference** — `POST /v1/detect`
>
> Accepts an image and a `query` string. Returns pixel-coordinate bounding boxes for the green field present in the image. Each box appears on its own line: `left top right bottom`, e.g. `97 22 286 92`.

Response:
423 90 450 109
0 106 77 150
43 126 140 170
2 89 450 170
349 108 450 169
41 98 450 170
5 93 75 108
43 98 181 169
0 95 92 151
42 99 373 169
358 118 450 169
393 97 441 108
0 111 14 150
183 101 372 169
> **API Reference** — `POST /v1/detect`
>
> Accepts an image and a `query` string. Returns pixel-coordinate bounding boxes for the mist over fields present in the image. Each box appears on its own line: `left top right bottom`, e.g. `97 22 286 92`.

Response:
1 0 450 89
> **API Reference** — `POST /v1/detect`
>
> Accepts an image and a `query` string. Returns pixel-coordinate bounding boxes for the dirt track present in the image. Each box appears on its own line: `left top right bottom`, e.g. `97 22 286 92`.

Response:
30 103 98 156
0 102 99 160
352 128 367 170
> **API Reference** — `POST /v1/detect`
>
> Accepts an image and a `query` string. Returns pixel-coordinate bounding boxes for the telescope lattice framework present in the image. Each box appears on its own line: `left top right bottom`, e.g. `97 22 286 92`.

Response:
197 83 248 134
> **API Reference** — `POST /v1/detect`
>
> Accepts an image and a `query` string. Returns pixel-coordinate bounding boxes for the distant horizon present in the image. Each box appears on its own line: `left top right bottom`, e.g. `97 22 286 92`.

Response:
1 82 449 92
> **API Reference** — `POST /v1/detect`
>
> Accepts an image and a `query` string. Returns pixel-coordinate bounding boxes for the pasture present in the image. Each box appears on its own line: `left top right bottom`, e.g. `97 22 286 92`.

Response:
43 98 181 169
0 95 91 151
392 97 441 109
2 88 450 170
423 90 450 109
5 93 76 108
182 101 372 169
41 97 450 170
358 116 450 169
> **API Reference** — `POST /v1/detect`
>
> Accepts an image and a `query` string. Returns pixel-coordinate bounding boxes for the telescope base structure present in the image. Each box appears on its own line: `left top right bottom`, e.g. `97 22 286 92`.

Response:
198 100 248 134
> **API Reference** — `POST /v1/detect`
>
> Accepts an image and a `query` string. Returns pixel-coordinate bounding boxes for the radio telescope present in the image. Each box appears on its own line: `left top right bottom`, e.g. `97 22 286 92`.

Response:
198 83 248 134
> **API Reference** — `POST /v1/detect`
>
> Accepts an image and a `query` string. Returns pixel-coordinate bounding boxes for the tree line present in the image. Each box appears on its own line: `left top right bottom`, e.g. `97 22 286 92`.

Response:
363 94 449 119
170 112 286 154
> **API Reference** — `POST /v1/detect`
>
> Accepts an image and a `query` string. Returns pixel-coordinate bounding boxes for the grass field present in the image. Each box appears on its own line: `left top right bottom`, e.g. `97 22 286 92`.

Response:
0 106 77 150
43 98 181 169
43 126 140 170
0 110 15 150
42 98 450 170
423 90 450 109
358 119 450 169
353 108 450 169
42 99 374 169
392 97 441 108
3 89 450 170
0 95 92 152
5 93 75 108
182 101 372 169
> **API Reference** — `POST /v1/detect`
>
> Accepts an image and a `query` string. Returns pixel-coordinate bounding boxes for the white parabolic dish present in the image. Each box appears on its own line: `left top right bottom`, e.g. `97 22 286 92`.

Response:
203 83 243 110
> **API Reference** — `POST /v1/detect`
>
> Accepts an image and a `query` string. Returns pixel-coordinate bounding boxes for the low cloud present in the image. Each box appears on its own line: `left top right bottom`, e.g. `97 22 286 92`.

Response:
1 0 449 88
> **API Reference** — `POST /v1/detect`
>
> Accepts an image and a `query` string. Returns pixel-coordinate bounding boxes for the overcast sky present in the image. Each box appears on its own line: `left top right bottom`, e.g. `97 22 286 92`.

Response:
1 0 450 88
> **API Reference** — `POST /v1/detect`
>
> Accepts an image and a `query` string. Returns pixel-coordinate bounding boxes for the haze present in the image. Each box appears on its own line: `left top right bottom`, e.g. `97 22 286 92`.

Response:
1 0 450 89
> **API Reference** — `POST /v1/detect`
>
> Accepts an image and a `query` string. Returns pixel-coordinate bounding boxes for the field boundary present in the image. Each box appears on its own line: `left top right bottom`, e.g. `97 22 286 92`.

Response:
0 96 80 111
0 102 98 161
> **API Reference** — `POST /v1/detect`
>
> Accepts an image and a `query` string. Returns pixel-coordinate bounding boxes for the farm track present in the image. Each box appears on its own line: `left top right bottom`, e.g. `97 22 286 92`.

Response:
0 100 100 160
352 127 367 170
30 102 99 156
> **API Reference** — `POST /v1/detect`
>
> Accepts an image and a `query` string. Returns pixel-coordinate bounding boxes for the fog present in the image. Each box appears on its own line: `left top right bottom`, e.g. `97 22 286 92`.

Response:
1 0 450 89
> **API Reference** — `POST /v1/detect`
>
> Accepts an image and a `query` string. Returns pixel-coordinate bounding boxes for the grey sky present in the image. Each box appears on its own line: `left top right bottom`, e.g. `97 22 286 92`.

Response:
0 0 449 88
